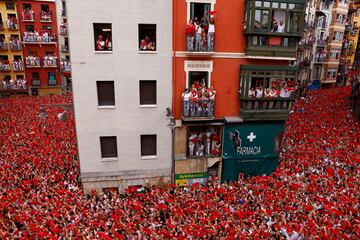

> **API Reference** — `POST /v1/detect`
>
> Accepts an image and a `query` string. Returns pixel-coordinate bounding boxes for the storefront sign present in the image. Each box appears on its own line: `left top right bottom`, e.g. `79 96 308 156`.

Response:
175 172 208 186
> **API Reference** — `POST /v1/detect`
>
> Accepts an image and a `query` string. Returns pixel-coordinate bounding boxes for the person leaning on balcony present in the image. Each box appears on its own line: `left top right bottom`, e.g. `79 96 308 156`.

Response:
182 88 191 117
248 87 256 98
256 85 263 98
208 86 216 115
277 20 285 33
186 20 195 51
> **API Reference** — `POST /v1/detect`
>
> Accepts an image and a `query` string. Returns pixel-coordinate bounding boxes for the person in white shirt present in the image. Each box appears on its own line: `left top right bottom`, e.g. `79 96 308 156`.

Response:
277 20 285 33
248 87 256 98
195 22 202 52
256 85 264 98
207 16 215 52
182 88 192 117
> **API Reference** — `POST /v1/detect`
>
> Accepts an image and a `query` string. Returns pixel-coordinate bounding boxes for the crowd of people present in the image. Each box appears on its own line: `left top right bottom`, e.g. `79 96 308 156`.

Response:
0 58 10 71
25 55 41 67
95 34 112 51
6 16 18 30
182 80 216 117
139 35 156 51
9 36 21 51
23 31 57 43
185 11 216 52
188 128 221 157
2 79 27 91
40 10 52 22
12 59 24 71
43 55 58 67
21 9 35 21
0 87 359 239
248 81 296 99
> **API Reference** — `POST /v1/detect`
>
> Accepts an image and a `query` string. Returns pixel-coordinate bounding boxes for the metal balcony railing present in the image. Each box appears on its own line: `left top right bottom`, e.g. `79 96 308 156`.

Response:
25 56 41 67
32 80 41 86
23 32 57 43
12 62 24 71
241 98 294 111
43 56 57 67
0 63 11 71
186 33 215 53
183 99 215 118
2 80 27 91
10 41 22 50
0 42 7 50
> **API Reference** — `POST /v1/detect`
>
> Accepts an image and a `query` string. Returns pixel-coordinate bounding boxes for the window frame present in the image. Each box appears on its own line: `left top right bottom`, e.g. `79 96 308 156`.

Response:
138 24 157 52
48 72 56 85
96 81 115 107
140 134 157 158
139 80 157 106
93 23 113 52
100 136 118 159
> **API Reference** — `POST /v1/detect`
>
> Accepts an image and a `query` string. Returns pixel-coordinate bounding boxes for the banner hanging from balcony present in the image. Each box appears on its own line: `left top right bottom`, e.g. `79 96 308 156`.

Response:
221 122 285 182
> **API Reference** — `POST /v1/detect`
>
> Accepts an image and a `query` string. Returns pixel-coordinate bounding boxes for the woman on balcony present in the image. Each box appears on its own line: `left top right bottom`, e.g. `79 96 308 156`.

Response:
195 21 202 52
206 15 215 52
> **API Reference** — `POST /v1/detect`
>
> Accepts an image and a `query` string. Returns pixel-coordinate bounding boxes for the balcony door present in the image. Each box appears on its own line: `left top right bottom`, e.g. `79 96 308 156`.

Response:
189 71 209 89
190 3 211 21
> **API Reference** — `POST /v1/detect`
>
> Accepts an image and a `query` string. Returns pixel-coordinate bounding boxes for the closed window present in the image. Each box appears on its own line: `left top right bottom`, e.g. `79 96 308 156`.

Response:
97 81 115 106
139 80 156 105
141 135 157 156
93 23 112 51
6 3 15 10
100 136 118 158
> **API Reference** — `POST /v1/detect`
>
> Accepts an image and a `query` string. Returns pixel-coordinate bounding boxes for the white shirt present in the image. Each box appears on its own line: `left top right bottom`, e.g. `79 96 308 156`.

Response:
196 24 202 34
208 24 215 33
256 89 263 98
182 92 191 101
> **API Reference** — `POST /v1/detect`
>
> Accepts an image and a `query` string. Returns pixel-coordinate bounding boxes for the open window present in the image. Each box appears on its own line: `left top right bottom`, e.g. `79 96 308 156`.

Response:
139 24 156 51
93 23 112 51
190 2 211 21
187 126 222 158
188 71 209 88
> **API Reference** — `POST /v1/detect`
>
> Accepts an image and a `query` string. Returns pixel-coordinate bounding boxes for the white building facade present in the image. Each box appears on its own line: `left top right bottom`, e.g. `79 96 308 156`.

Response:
67 0 172 193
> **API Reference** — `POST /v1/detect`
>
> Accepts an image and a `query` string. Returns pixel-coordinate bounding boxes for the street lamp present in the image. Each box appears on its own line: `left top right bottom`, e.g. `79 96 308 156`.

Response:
166 107 176 184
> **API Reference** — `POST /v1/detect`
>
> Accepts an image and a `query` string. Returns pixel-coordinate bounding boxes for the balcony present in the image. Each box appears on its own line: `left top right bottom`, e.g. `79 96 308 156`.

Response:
61 61 71 73
43 56 57 68
182 98 215 120
25 56 41 68
23 32 57 44
40 11 52 22
0 42 8 51
10 41 22 51
61 45 69 53
2 80 27 91
314 53 326 64
185 30 215 55
12 61 24 71
0 62 11 72
60 23 67 35
32 79 41 86
244 0 305 58
6 18 18 30
317 39 327 46
239 65 298 121
21 10 34 22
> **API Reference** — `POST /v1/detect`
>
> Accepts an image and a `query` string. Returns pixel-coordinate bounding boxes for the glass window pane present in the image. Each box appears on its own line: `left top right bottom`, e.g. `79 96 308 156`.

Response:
255 1 262 7
263 1 270 7
280 3 287 9
261 10 269 31
272 2 279 8
252 36 258 45
272 10 286 33
254 10 261 30
289 4 295 9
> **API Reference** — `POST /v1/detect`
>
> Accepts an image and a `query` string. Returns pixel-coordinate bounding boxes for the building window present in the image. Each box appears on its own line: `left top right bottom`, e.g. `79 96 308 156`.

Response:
140 135 157 157
93 23 112 51
333 32 343 41
48 72 56 85
139 80 156 105
139 24 156 51
327 68 337 78
25 25 34 32
187 126 222 157
6 3 15 10
32 72 40 86
97 81 115 106
100 136 118 158
190 2 211 20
